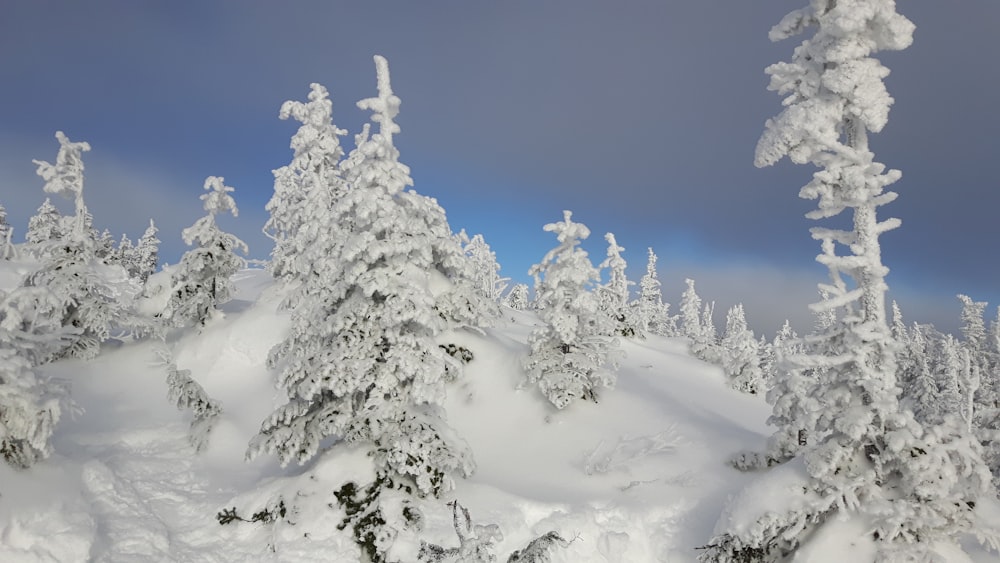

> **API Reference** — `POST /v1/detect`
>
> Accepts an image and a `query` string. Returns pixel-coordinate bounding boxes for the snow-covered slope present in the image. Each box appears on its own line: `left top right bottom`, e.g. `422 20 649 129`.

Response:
0 269 994 562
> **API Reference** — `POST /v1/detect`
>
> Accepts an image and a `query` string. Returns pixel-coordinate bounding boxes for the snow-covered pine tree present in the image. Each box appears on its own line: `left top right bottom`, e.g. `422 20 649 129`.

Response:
25 198 63 250
95 229 116 262
163 176 248 327
757 334 776 387
634 247 675 337
899 323 939 426
117 233 134 266
24 132 136 359
0 204 13 260
0 348 61 468
890 300 907 344
461 231 509 303
132 219 160 282
680 278 719 362
758 321 796 385
597 233 639 338
958 295 996 409
704 3 999 560
0 286 75 468
773 321 799 359
522 211 621 410
154 346 221 452
720 304 762 395
959 294 988 354
680 278 702 342
957 344 980 435
502 283 529 311
956 295 1000 487
32 132 91 240
264 83 348 283
935 334 964 421
250 57 487 504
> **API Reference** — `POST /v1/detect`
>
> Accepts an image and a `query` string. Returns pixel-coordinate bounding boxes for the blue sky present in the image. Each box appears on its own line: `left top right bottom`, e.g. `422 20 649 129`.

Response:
2 1 998 335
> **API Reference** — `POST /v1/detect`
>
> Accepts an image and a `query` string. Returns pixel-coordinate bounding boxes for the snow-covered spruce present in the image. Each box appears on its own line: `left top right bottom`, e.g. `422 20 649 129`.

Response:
249 56 489 502
633 247 675 337
707 2 1000 560
461 231 509 304
0 286 75 468
522 211 621 410
24 198 63 252
680 278 720 364
264 82 349 283
597 232 639 338
154 346 221 452
956 294 1000 489
23 132 138 360
0 348 63 468
720 304 762 395
129 219 160 283
163 176 247 327
0 203 14 260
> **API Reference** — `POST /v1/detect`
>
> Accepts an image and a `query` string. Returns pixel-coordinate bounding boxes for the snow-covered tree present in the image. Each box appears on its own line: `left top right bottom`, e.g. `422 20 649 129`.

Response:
705 3 999 560
958 294 996 405
132 219 160 282
679 278 702 341
33 132 89 234
633 248 675 337
597 233 639 338
24 133 135 360
899 323 939 425
757 335 776 387
0 348 62 468
720 304 762 395
0 204 8 240
955 295 1000 486
0 204 13 260
95 229 116 262
502 283 529 311
155 346 221 453
461 231 509 303
249 57 487 503
959 294 988 354
890 300 907 344
522 211 621 410
264 83 348 283
680 278 718 362
117 233 134 265
163 177 247 327
760 321 798 385
0 286 75 468
935 334 964 419
25 198 63 249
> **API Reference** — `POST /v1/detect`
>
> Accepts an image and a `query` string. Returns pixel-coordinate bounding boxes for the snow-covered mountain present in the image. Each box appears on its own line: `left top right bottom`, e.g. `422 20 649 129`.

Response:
1 267 996 562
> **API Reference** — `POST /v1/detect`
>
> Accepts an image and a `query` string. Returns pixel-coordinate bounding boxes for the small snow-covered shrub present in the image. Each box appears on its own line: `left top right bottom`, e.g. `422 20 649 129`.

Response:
418 501 502 563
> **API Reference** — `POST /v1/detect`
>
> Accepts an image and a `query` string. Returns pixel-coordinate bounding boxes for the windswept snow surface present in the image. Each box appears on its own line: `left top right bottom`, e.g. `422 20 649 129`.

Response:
2 269 996 561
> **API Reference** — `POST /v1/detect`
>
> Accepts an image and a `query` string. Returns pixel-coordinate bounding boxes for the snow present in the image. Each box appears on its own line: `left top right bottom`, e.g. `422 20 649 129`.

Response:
1 266 997 561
